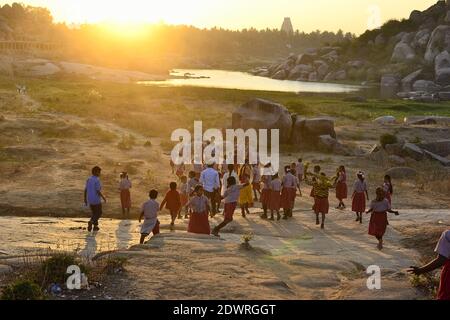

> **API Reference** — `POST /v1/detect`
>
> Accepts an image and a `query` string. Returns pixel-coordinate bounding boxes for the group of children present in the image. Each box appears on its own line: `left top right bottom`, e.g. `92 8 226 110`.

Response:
120 159 400 251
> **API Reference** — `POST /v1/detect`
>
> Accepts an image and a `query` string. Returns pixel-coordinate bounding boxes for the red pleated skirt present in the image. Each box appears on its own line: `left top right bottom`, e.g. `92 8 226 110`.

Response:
335 182 347 200
268 190 281 211
120 189 131 209
352 192 366 212
281 187 295 209
188 211 211 235
224 202 237 221
261 189 270 206
438 260 450 300
314 197 329 214
368 212 388 238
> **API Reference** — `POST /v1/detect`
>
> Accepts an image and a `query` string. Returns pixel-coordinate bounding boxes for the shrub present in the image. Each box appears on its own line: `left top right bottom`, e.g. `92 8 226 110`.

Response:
103 256 128 275
37 253 87 288
380 133 398 148
1 280 44 300
117 135 136 150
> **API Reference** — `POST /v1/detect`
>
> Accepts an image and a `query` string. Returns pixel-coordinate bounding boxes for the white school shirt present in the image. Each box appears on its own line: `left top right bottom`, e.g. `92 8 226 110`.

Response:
119 179 132 190
435 230 450 259
221 170 239 195
252 166 261 183
200 167 220 193
353 179 368 193
224 185 244 204
369 199 391 213
282 173 296 189
140 199 159 234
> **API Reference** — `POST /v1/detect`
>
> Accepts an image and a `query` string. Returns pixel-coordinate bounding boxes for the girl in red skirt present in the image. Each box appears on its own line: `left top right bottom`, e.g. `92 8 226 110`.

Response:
187 185 211 235
307 165 321 212
383 174 393 205
334 166 347 210
366 187 399 250
281 166 296 220
268 173 282 221
408 229 450 300
160 182 182 228
352 171 369 224
212 176 249 237
260 163 272 219
313 173 333 229
119 172 132 217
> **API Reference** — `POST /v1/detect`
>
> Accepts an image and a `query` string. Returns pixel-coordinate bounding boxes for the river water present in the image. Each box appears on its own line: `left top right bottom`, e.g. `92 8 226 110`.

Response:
139 69 364 94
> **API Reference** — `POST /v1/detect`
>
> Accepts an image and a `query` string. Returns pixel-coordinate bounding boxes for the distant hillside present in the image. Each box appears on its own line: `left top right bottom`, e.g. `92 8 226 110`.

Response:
253 0 450 101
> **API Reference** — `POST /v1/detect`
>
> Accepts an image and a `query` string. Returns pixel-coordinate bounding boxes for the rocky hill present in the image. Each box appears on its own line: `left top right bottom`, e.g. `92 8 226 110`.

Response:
251 0 450 101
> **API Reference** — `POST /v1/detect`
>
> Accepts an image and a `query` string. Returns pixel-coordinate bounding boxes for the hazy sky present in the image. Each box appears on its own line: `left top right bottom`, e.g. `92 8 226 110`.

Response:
0 0 439 34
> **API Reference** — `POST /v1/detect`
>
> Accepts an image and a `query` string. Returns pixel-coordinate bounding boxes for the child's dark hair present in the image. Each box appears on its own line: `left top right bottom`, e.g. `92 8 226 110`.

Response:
313 165 321 173
170 182 177 190
227 164 234 172
284 165 291 173
272 173 279 179
227 176 236 187
188 171 195 178
149 189 158 199
194 185 203 193
298 158 302 162
92 166 101 175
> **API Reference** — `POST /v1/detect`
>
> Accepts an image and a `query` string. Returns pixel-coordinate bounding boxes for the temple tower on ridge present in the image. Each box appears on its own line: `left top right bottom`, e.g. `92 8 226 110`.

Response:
281 17 294 34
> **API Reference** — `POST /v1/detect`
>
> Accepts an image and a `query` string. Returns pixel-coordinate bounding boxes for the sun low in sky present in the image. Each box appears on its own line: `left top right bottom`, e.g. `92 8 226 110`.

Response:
0 0 439 34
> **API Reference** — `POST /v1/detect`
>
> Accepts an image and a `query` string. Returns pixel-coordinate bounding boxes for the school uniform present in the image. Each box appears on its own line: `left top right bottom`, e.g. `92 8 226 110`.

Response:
383 182 392 205
140 199 160 236
160 189 181 217
335 172 347 201
180 182 189 208
268 178 282 211
221 170 238 196
368 199 390 239
313 177 332 214
223 185 243 221
281 173 296 210
176 164 185 178
261 175 272 207
119 179 132 209
187 195 211 235
239 182 253 206
435 230 450 300
352 179 367 212
85 175 103 227
252 166 261 192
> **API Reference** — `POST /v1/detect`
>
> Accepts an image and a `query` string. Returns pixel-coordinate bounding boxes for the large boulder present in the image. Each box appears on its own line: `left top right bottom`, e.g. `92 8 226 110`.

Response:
391 42 416 63
412 80 441 92
424 25 450 64
401 69 422 91
373 116 396 124
288 64 314 79
296 53 317 65
272 69 287 80
232 99 293 143
418 140 450 157
385 167 418 179
335 70 347 81
423 150 450 166
402 143 424 161
412 29 431 49
291 117 336 147
435 50 450 85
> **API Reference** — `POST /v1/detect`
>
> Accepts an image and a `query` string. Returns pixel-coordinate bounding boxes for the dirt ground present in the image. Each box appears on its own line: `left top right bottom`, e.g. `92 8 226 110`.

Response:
0 80 449 300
